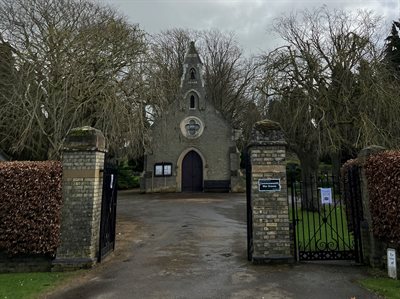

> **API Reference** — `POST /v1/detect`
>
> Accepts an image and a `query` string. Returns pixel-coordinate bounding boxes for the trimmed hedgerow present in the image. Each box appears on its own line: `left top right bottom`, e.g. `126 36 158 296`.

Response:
0 161 62 256
364 151 400 248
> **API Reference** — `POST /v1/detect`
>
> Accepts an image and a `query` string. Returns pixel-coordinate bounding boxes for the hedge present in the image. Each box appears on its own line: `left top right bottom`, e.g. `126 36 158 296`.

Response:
364 151 400 248
0 161 62 256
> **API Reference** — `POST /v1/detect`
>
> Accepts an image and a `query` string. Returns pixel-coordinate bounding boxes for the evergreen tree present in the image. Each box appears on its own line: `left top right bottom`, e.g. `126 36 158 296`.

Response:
385 21 400 75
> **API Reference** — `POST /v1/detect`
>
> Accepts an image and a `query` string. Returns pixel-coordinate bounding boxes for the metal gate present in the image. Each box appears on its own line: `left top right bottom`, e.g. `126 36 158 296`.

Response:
99 156 118 262
289 171 363 262
245 148 253 261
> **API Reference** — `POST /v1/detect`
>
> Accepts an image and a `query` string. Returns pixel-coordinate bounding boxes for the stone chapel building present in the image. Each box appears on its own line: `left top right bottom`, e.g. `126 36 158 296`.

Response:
141 42 241 193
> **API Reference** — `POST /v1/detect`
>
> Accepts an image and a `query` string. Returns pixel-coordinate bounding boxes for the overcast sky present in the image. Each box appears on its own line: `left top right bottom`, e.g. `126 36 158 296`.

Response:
100 0 400 55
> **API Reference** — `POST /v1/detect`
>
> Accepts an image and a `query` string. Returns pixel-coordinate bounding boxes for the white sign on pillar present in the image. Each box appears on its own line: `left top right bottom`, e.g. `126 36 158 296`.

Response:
387 248 397 279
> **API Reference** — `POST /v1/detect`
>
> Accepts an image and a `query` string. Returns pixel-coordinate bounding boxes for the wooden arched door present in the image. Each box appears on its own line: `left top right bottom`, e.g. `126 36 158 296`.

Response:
182 150 203 192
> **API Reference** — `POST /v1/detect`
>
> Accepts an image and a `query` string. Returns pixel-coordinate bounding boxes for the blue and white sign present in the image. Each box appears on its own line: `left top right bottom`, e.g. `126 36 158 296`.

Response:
258 179 281 192
320 188 332 205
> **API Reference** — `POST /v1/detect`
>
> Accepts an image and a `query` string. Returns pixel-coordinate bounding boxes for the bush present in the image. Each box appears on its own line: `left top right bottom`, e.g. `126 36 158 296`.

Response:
364 151 400 248
0 161 62 256
117 161 139 189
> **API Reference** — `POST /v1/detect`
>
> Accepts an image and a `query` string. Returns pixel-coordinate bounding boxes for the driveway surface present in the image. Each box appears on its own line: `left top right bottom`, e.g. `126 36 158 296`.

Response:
48 191 377 299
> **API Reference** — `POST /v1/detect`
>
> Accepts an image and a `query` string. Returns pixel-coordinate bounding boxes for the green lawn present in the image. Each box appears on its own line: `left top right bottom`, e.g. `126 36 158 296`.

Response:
291 206 354 251
359 277 400 299
0 272 75 299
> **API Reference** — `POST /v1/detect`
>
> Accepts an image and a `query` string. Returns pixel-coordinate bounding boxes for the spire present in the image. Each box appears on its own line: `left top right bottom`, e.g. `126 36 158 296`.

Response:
188 41 198 55
184 41 202 65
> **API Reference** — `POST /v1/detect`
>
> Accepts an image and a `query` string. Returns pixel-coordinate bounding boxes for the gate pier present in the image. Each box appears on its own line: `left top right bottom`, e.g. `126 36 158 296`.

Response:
247 120 294 264
53 126 106 270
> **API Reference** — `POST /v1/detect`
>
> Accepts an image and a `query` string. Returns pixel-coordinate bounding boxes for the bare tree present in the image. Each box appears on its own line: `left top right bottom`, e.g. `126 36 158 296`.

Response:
143 28 192 117
258 7 400 177
0 0 147 160
199 30 258 126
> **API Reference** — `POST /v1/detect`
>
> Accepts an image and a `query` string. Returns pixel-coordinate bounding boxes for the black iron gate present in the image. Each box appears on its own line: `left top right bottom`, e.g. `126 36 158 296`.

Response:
245 148 253 261
99 157 118 262
289 171 363 262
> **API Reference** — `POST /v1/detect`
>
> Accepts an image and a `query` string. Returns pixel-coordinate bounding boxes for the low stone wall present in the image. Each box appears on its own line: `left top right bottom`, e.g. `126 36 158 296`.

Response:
0 252 53 273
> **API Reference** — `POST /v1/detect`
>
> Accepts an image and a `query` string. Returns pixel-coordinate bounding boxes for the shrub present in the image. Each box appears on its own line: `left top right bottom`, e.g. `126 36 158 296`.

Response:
0 161 62 256
117 161 139 189
364 151 400 248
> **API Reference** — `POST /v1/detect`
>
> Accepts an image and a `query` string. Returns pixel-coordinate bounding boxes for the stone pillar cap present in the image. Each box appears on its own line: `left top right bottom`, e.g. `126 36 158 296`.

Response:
63 126 106 152
357 145 386 161
254 119 282 132
248 119 286 147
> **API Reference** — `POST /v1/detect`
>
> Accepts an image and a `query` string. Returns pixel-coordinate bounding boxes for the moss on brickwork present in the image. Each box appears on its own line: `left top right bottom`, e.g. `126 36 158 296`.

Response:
64 126 105 152
254 119 281 132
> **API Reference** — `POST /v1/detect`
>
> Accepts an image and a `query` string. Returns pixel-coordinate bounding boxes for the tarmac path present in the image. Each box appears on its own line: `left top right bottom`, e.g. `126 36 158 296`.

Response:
48 191 378 299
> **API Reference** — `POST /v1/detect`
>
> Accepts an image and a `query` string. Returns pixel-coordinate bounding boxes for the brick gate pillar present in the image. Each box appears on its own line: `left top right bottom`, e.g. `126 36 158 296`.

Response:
357 145 386 267
248 120 293 264
53 126 106 270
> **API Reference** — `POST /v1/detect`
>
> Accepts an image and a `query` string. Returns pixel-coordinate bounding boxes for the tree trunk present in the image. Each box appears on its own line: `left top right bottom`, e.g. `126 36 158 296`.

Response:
297 150 319 211
330 152 341 178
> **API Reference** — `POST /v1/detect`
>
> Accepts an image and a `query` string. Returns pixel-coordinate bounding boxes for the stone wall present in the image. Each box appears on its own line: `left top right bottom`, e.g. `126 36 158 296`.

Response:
357 146 386 268
0 253 52 273
143 102 237 192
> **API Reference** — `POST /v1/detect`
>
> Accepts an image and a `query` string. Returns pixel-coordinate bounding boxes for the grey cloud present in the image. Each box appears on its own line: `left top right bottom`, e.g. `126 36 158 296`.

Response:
100 0 399 54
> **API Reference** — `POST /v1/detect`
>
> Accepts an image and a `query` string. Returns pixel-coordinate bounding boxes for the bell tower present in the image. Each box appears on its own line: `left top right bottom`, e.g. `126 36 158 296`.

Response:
180 41 206 111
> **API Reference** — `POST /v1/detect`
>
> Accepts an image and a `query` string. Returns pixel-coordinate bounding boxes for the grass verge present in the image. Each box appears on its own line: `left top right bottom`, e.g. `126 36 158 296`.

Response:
0 271 77 299
359 277 400 299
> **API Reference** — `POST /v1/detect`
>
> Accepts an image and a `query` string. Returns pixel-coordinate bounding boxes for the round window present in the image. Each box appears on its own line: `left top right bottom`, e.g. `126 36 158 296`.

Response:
180 117 204 139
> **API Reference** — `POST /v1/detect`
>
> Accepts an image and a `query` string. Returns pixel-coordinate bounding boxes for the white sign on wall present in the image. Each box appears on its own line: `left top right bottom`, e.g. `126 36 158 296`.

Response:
320 188 332 205
387 248 397 279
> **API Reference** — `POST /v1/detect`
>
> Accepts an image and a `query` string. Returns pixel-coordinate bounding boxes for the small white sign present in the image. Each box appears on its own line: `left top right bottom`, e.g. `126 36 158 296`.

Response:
387 248 397 279
320 188 332 205
110 174 114 189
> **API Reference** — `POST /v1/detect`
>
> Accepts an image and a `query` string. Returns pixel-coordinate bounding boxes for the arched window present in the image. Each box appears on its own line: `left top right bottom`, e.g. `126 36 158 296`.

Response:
190 95 196 109
190 68 196 80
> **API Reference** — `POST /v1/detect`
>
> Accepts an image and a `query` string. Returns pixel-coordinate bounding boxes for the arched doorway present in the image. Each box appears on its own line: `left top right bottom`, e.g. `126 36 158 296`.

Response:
182 150 203 192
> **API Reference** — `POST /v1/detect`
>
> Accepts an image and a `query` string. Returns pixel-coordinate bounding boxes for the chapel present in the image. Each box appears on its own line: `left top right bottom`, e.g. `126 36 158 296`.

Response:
141 42 241 192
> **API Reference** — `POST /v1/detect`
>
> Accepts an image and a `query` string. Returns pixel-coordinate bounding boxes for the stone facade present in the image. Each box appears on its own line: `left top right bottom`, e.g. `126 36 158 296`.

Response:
53 126 106 270
142 42 240 193
248 120 293 263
